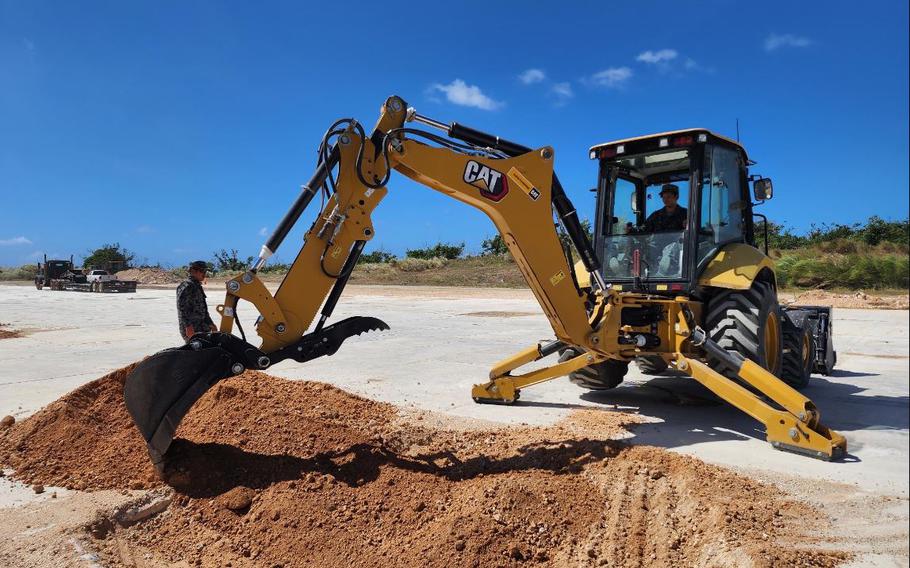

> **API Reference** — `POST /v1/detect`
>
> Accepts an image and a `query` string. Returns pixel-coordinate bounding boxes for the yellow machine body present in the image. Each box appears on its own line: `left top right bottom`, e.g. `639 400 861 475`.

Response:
698 243 777 290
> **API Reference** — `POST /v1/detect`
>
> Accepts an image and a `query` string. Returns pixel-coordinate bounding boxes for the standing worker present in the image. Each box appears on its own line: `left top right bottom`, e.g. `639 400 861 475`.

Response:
176 260 217 342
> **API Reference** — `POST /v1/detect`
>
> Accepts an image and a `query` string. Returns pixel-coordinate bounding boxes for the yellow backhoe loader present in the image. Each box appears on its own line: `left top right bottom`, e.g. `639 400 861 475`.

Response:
123 96 845 472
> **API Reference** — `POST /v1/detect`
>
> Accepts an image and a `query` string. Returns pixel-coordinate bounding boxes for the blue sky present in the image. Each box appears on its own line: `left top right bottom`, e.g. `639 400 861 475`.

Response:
1 1 908 267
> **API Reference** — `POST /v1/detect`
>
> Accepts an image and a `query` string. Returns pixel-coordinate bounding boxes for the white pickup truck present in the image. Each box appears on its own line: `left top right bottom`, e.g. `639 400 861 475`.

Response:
86 269 117 283
83 269 137 292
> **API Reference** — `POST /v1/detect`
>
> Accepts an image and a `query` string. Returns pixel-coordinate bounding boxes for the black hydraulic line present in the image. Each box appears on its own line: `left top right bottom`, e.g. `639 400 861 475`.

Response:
233 303 247 343
550 176 602 275
446 122 603 276
687 315 746 374
448 123 533 157
314 240 366 333
538 339 566 358
264 144 340 256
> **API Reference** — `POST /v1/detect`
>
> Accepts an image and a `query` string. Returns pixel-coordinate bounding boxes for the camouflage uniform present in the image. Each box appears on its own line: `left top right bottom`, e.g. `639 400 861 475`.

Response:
644 206 688 233
176 277 215 341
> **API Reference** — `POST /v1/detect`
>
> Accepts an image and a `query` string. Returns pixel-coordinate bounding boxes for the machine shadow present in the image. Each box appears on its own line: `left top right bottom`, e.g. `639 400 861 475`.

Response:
578 367 908 452
164 436 626 499
829 369 879 378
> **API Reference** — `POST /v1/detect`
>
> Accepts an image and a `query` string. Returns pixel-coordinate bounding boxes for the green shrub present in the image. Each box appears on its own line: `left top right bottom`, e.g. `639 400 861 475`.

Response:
480 234 509 256
0 264 39 281
84 243 135 271
213 249 253 272
258 262 291 275
858 216 909 246
758 216 909 251
775 251 909 289
359 249 395 264
406 242 464 260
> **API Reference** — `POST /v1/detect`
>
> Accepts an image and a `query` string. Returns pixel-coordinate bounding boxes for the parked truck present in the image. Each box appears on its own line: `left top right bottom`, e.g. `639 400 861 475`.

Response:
35 255 137 293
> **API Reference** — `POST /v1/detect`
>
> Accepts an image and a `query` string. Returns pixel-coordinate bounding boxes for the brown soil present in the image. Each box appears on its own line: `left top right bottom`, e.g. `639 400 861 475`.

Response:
0 366 849 567
781 289 909 310
0 323 22 339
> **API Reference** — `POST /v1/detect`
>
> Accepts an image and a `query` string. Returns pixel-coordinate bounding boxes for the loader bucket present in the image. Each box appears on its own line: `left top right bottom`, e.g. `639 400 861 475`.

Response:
123 340 237 470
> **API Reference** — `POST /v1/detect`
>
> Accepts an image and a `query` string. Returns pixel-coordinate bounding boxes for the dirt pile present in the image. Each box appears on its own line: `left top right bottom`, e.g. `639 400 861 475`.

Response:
0 363 159 490
0 323 22 339
115 268 183 286
781 289 909 310
0 367 849 567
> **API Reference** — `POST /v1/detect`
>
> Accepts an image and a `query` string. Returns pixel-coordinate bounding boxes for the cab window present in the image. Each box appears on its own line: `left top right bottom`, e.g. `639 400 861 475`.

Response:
698 145 745 258
609 177 638 235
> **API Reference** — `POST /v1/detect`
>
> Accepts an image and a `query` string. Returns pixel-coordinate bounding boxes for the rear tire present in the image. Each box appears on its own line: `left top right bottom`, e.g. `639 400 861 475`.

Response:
559 349 628 390
636 356 669 375
780 311 816 389
705 280 783 377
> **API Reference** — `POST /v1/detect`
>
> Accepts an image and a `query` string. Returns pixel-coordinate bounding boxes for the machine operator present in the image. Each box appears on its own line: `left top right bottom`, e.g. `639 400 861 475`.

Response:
643 184 688 232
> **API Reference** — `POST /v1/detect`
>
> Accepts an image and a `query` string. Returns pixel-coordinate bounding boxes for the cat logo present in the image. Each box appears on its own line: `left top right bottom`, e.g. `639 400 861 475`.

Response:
463 160 509 202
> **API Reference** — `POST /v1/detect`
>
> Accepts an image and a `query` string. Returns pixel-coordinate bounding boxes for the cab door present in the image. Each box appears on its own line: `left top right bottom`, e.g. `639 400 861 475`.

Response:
695 144 749 272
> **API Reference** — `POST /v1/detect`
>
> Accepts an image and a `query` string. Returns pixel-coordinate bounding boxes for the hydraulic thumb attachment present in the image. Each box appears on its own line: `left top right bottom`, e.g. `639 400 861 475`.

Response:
123 316 388 470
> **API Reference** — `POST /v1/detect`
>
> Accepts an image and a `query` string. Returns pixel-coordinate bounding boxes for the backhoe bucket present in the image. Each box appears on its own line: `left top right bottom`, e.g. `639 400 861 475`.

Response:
123 317 390 470
123 340 237 469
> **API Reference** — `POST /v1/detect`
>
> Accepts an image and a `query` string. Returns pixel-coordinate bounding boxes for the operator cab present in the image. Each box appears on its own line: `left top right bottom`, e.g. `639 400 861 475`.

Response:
589 129 772 295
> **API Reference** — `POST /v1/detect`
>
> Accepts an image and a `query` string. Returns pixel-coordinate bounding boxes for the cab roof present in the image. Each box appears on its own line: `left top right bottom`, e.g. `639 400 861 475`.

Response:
589 128 748 161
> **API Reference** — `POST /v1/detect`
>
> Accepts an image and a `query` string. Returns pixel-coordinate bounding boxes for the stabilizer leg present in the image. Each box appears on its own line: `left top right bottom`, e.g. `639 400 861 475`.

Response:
471 341 605 404
677 326 847 460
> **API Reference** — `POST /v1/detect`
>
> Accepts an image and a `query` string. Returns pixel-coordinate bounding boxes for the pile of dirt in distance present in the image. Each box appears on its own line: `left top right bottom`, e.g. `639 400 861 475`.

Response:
114 267 183 286
0 367 849 567
780 289 910 310
0 323 22 339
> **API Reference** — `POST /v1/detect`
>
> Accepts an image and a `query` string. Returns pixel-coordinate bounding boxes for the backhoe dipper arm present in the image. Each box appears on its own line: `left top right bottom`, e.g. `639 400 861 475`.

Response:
387 133 594 344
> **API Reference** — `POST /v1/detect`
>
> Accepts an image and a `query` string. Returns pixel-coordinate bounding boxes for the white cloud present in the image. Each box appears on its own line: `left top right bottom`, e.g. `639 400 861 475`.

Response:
135 225 153 233
0 236 32 246
587 67 633 88
550 82 574 105
258 227 268 237
636 49 678 64
518 68 546 84
635 50 712 75
428 79 503 111
764 33 812 52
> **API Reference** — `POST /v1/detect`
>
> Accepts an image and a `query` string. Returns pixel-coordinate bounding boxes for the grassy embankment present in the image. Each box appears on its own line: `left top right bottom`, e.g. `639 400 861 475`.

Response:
3 218 906 292
346 217 910 292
